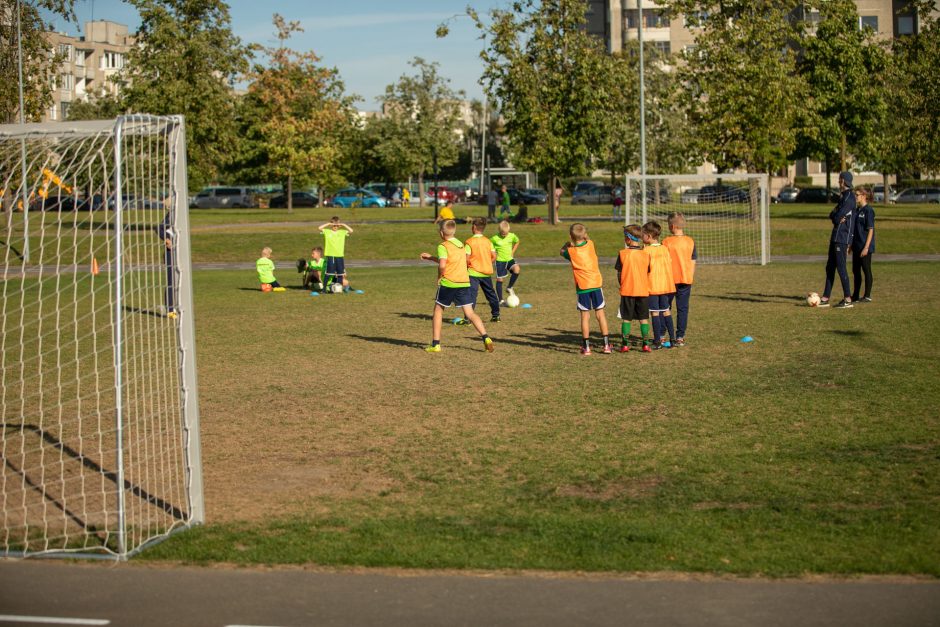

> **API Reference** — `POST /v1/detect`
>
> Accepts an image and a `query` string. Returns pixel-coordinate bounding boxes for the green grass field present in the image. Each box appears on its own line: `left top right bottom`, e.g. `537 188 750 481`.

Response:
141 250 940 575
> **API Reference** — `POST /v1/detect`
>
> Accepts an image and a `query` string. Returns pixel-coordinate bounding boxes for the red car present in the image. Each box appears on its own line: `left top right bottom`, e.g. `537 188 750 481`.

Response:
426 186 456 204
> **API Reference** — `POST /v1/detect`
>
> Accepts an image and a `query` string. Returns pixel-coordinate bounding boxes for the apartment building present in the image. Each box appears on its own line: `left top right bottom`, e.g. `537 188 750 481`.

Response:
44 21 134 122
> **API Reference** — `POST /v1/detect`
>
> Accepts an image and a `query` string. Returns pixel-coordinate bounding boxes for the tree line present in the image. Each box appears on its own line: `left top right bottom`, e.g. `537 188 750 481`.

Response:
3 0 938 214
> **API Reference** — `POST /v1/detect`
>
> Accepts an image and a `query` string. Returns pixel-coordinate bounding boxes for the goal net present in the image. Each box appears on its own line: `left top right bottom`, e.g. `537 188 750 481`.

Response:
623 174 770 265
0 115 203 559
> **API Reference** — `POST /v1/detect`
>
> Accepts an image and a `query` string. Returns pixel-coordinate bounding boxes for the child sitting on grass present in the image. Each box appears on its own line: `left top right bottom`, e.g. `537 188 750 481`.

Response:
256 247 286 292
299 246 326 291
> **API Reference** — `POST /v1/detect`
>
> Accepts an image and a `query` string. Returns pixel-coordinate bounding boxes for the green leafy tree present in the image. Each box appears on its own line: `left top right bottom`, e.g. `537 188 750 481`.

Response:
666 0 806 175
469 0 612 224
238 14 353 211
66 86 124 120
381 57 463 212
116 0 251 189
793 0 888 176
0 0 75 123
883 1 940 178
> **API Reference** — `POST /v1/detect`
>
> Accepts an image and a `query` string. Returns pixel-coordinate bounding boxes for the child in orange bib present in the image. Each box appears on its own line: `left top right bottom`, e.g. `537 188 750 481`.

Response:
662 212 696 346
643 221 676 349
614 224 652 352
560 223 611 355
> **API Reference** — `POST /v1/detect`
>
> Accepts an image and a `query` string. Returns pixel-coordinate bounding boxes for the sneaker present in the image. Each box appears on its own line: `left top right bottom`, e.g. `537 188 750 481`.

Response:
580 346 592 356
651 342 666 351
425 344 441 353
859 297 872 303
817 299 830 308
491 315 501 322
272 287 286 292
674 338 685 347
833 299 854 309
484 337 495 352
507 287 516 297
641 344 652 353
602 344 612 354
316 282 324 290
662 340 672 348
619 345 631 353
454 318 471 326
166 311 178 320
499 299 506 306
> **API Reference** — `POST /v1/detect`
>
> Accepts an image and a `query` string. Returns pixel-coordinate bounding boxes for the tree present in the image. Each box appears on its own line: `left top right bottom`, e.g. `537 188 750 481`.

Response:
666 0 806 175
0 0 75 123
117 0 251 189
66 86 124 120
469 0 612 224
883 1 940 178
238 14 353 211
381 57 463 212
793 0 888 177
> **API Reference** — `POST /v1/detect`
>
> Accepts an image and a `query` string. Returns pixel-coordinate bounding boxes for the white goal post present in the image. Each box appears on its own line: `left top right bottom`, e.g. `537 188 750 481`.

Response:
0 115 203 559
623 173 770 265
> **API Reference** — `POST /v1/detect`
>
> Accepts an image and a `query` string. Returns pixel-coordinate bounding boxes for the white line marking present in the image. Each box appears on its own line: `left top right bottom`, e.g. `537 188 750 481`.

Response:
0 616 109 626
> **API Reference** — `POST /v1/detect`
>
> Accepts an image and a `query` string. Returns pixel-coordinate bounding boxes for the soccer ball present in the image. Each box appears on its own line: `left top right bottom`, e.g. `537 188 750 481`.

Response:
505 293 520 308
806 292 821 307
261 283 273 293
331 283 344 294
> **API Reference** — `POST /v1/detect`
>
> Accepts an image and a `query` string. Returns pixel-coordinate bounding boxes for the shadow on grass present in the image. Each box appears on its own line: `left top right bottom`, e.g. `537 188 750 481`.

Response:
830 329 867 337
703 292 805 304
122 305 168 319
496 327 584 353
347 334 427 349
396 311 433 321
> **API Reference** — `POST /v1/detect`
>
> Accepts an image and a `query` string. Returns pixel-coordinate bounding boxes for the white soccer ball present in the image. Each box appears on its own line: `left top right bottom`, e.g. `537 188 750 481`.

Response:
505 293 520 308
331 283 344 294
806 292 821 307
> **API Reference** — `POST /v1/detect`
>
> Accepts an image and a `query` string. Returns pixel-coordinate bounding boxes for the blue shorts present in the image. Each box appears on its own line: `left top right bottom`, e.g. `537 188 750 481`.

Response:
435 285 474 308
648 294 671 313
495 259 518 279
577 289 605 311
325 256 345 276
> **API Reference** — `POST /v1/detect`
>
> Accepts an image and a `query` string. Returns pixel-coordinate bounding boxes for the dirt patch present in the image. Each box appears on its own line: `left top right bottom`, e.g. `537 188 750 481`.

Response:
556 475 664 502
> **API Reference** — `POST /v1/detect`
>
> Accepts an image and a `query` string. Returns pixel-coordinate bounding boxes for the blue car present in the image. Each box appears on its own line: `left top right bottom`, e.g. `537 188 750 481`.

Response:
330 188 387 208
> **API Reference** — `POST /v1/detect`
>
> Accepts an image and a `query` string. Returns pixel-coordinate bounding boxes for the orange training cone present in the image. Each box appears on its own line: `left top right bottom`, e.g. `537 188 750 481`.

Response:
91 257 99 275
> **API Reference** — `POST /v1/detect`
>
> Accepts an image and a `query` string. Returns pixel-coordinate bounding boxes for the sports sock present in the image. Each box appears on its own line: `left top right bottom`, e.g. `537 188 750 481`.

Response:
652 316 662 343
640 322 651 345
481 334 490 343
581 337 589 350
603 335 610 348
664 316 675 342
508 272 519 289
496 282 504 301
431 339 440 347
621 321 631 341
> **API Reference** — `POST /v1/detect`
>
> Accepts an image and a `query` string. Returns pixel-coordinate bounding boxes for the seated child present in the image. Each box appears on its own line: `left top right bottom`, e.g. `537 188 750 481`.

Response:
257 247 286 292
301 246 326 290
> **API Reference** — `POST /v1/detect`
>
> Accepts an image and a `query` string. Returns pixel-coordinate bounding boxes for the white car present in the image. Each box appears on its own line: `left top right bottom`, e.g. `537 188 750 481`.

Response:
680 188 700 204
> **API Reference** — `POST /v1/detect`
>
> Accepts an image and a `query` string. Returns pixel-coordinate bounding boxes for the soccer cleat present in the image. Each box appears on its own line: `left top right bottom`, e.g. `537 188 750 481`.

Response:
580 346 592 355
166 311 178 320
674 338 686 347
425 344 442 353
507 287 516 297
619 345 631 353
651 342 666 351
602 344 612 354
662 340 672 348
491 315 501 322
498 299 506 306
272 287 286 292
454 318 471 326
641 344 652 353
317 282 324 290
859 297 872 303
484 337 495 352
833 299 853 309
817 299 830 308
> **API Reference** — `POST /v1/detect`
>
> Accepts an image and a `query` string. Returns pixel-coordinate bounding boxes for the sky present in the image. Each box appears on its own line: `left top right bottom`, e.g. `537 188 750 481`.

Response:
43 0 503 110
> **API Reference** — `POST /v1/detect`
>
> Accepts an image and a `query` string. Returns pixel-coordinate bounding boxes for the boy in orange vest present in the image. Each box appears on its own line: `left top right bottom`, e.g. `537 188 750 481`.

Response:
463 217 501 322
560 223 611 355
662 212 696 347
614 224 652 352
642 221 676 349
420 220 495 353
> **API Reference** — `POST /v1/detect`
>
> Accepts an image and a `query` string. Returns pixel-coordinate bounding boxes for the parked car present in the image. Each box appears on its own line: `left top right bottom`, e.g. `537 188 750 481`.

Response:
572 181 603 195
516 188 548 204
190 186 257 209
426 186 457 204
795 188 840 203
894 187 940 204
698 185 750 203
680 188 700 204
269 192 319 208
572 185 613 205
872 184 897 203
630 186 670 204
329 188 387 208
776 186 800 203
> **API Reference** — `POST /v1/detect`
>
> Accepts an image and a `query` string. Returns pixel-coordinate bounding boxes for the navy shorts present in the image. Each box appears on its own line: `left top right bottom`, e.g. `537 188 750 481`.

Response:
619 296 649 320
495 259 518 278
325 256 345 276
648 294 671 313
576 289 605 311
435 285 474 308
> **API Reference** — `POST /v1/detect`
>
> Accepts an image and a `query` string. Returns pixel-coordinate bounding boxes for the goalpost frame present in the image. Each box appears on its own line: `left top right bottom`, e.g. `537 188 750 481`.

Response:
623 173 771 266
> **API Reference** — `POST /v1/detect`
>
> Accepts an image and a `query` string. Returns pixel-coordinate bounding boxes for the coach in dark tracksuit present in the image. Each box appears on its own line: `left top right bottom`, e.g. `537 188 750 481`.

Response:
820 171 855 308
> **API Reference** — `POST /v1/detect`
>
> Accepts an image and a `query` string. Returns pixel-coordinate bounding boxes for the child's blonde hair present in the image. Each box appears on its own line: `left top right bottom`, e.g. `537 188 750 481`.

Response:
439 219 457 237
667 212 686 230
261 246 273 257
498 220 511 236
569 223 588 243
642 221 661 240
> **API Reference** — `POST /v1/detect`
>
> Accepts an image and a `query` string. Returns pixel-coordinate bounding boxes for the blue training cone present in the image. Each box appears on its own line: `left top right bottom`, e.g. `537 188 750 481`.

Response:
452 317 463 325
522 303 532 309
355 289 364 294
741 335 754 343
310 291 320 296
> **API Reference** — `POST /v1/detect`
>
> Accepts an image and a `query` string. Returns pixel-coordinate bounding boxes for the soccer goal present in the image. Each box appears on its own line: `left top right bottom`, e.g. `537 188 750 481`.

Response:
0 115 203 559
623 174 770 265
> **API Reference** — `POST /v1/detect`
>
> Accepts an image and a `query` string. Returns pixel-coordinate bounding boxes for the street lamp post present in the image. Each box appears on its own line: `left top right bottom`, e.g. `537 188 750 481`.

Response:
637 0 648 223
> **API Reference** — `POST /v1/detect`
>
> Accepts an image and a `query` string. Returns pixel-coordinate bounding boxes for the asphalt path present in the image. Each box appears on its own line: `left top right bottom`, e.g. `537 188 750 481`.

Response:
1 561 938 627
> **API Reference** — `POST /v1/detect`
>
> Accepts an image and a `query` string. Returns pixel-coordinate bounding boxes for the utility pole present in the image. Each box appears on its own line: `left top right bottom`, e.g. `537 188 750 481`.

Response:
637 0 648 223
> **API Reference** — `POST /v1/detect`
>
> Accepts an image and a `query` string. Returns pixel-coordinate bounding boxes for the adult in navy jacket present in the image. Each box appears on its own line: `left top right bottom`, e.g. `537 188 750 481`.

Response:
820 171 856 308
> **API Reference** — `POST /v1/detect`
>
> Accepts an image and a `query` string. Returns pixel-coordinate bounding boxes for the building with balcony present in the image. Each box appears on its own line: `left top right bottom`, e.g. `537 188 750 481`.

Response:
44 20 134 122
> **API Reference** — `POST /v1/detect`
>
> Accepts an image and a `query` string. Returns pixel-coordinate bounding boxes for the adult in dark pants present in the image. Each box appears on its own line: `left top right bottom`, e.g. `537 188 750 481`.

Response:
156 209 177 319
820 171 855 309
486 188 497 220
851 187 875 303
